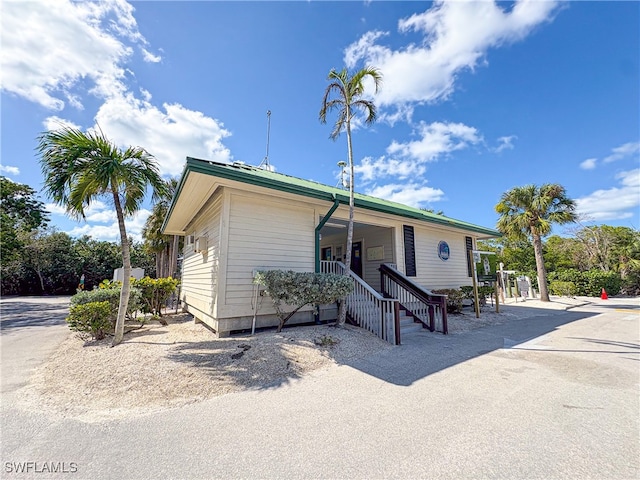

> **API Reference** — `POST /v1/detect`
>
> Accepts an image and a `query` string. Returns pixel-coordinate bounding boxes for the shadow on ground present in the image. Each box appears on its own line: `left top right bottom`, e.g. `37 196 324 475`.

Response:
0 300 70 333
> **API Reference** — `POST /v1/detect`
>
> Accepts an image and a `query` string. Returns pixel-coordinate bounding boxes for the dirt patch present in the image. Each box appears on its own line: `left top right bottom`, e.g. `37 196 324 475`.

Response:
17 315 393 422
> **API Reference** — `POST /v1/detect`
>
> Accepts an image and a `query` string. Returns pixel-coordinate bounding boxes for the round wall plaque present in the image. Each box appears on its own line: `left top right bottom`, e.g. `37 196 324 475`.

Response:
438 241 450 261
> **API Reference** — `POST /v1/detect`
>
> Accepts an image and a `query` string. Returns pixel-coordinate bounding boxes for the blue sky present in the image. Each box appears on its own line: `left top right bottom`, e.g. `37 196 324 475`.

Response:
1 0 639 242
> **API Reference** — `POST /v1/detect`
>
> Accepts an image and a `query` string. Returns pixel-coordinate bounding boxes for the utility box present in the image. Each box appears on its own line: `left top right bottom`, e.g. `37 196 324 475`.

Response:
113 267 145 282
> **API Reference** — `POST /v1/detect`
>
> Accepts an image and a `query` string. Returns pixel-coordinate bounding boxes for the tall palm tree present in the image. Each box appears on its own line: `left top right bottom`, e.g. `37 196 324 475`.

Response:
320 66 382 326
142 178 179 278
495 184 577 302
37 126 167 346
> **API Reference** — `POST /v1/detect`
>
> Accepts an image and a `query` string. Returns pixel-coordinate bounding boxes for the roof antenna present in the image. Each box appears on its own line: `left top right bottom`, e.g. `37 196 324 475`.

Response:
259 110 272 171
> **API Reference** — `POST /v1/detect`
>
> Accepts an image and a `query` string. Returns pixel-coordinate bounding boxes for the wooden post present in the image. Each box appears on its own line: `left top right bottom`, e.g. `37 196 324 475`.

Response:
495 281 500 313
469 249 480 318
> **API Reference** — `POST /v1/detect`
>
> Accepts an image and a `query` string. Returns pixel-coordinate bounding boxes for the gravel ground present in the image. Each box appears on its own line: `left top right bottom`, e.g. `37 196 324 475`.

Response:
17 306 527 423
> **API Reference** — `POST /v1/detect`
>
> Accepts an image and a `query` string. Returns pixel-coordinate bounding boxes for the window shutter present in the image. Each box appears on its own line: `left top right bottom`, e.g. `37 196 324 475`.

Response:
465 236 474 277
403 225 416 277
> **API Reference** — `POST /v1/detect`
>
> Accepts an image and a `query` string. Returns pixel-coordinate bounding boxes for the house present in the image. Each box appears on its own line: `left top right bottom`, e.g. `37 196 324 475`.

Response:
162 157 501 342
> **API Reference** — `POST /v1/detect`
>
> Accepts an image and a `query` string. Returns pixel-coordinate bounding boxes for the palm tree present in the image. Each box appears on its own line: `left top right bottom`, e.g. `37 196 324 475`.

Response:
495 184 577 302
320 66 382 326
142 178 180 278
37 126 167 346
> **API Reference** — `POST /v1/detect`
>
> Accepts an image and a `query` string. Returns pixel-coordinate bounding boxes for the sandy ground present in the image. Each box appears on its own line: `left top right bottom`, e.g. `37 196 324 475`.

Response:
17 300 573 423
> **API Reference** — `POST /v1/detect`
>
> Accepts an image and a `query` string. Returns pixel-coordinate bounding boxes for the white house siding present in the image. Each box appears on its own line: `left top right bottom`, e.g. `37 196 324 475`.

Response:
221 191 316 320
180 191 223 321
413 226 474 290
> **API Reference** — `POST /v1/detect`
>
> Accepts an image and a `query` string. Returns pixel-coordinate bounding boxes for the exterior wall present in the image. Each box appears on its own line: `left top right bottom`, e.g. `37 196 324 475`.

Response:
412 226 474 290
216 190 318 333
181 190 223 323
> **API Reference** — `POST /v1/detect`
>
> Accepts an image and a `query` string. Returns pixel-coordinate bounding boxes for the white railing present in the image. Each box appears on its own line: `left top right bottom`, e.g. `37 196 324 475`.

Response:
321 261 400 345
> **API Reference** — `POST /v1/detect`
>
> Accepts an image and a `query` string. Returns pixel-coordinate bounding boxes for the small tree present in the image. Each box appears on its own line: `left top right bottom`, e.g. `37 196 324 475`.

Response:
254 270 354 332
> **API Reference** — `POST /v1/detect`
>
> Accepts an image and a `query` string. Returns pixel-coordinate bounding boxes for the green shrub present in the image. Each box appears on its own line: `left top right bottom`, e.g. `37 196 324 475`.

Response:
548 269 622 296
66 301 112 340
132 276 179 316
459 285 494 307
254 270 354 331
549 281 577 297
432 288 464 313
70 284 143 322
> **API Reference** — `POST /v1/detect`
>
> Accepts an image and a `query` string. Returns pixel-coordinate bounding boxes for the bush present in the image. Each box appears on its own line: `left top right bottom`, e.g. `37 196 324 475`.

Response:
254 270 354 331
432 288 464 313
132 276 179 316
549 281 577 297
66 301 112 340
70 283 143 322
548 269 622 296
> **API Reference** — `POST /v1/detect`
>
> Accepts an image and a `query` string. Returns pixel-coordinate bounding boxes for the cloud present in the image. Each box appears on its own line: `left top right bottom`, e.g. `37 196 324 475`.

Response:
141 48 162 63
576 169 640 221
0 165 20 176
364 183 445 208
42 116 82 132
493 135 517 153
345 0 559 113
66 208 151 242
603 141 640 163
87 90 232 177
579 158 597 170
0 0 148 110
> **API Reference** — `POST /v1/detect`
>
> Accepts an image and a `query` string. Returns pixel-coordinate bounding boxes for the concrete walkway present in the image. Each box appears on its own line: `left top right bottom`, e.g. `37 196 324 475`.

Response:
1 296 638 479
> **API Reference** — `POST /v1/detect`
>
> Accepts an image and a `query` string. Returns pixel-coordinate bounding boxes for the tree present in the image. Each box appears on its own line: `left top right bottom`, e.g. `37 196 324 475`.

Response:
142 178 180 278
0 177 50 295
37 126 167 346
495 184 577 302
319 66 382 326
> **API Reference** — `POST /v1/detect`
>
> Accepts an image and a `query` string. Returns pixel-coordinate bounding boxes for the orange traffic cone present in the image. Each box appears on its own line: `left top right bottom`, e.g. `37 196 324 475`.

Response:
601 288 608 300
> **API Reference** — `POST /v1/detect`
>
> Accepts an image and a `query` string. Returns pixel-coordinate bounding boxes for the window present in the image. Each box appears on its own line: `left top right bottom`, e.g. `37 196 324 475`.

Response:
403 225 416 277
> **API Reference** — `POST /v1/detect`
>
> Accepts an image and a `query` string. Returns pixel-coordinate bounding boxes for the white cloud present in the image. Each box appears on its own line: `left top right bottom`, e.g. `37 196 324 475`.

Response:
493 135 517 153
66 208 151 242
0 0 147 110
0 165 20 176
42 116 82 132
387 121 482 163
345 0 559 113
355 121 482 186
90 91 232 176
603 141 640 163
45 203 69 216
580 158 597 170
576 169 640 221
365 183 445 208
141 48 162 63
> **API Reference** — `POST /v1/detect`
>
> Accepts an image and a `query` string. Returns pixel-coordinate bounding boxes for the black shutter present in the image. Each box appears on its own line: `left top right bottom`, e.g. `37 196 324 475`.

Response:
403 225 416 277
465 236 474 277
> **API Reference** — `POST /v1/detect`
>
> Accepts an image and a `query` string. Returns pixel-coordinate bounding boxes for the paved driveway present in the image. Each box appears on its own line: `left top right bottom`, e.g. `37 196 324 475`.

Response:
1 296 638 479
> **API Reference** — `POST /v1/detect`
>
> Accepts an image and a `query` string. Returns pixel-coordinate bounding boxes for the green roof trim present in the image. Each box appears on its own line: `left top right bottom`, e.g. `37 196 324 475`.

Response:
165 157 501 237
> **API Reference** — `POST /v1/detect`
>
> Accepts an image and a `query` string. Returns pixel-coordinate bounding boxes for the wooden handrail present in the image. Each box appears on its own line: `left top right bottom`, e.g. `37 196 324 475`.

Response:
379 263 448 334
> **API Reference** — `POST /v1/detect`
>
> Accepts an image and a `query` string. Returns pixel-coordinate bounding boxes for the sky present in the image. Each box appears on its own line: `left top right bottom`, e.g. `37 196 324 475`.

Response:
1 0 639 243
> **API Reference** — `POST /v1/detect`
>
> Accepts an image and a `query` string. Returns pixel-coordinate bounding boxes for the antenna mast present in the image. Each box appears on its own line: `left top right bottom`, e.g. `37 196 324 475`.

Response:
259 110 271 169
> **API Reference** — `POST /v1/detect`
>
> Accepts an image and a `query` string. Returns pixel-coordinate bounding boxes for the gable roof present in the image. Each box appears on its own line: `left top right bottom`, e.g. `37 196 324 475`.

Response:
163 157 501 238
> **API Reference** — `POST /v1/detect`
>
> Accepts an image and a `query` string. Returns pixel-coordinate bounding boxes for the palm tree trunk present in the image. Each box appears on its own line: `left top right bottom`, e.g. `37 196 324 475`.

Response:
170 235 179 278
337 115 355 327
112 190 132 346
532 231 550 302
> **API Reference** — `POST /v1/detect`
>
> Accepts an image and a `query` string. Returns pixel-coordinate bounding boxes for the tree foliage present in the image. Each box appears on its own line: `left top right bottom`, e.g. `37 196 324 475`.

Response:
37 126 167 346
495 184 577 301
254 270 354 332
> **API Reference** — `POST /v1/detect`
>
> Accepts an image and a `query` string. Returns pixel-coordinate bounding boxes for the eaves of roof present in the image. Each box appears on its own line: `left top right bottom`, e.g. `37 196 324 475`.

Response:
163 157 502 238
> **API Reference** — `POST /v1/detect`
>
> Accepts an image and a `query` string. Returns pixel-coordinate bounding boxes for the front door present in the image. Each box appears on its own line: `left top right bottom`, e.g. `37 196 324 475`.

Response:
351 241 363 278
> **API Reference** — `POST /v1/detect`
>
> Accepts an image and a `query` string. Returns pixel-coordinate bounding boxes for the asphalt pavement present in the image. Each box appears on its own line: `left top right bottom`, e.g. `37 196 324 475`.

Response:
1 295 638 479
